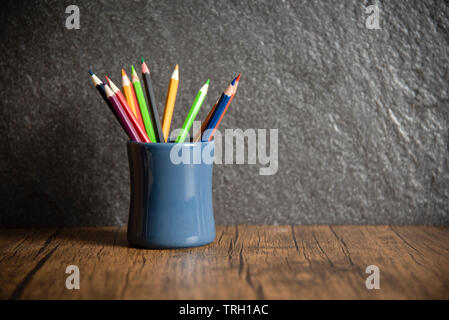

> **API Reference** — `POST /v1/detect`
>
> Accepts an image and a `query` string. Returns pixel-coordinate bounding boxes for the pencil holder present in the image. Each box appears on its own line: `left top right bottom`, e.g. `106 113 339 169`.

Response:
126 140 215 249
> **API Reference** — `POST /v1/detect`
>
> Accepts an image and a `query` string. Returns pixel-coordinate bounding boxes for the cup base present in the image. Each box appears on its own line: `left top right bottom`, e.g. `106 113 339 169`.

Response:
127 232 216 249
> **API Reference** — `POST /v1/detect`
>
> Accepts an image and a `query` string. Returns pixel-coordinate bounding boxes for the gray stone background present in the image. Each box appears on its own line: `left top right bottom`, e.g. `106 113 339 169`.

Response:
0 0 448 226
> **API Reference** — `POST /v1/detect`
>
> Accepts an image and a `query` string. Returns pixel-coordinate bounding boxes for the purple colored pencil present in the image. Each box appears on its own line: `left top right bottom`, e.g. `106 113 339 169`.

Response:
104 84 140 141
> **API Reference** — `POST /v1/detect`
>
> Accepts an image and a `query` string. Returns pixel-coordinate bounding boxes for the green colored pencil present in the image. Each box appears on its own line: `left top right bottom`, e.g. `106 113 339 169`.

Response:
131 65 156 142
176 79 210 143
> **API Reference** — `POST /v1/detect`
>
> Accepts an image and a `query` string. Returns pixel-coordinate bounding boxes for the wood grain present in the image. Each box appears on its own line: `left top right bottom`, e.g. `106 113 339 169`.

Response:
0 226 448 299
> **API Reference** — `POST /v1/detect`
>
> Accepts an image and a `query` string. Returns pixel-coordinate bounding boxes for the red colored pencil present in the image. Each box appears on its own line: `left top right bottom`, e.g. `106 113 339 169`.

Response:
106 76 151 143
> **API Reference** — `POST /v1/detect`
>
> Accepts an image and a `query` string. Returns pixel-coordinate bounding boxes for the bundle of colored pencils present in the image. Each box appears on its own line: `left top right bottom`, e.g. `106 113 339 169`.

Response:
89 59 240 143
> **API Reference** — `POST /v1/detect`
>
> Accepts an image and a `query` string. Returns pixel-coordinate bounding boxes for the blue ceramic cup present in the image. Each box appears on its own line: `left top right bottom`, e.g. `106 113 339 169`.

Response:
126 140 216 249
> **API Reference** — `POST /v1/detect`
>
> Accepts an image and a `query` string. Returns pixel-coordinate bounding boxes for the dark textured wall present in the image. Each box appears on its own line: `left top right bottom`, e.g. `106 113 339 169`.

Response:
0 0 448 226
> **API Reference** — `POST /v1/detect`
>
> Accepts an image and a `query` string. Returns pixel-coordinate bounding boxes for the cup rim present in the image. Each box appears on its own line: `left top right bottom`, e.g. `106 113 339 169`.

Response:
128 139 214 147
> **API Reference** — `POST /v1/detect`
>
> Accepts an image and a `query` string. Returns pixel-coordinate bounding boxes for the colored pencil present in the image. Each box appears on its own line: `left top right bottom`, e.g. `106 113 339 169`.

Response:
131 65 156 142
141 58 164 143
89 70 140 141
122 69 145 131
161 64 179 142
193 94 223 142
89 70 113 109
105 76 151 143
208 74 240 141
175 79 210 143
204 74 240 141
104 84 140 142
202 88 231 141
90 70 135 140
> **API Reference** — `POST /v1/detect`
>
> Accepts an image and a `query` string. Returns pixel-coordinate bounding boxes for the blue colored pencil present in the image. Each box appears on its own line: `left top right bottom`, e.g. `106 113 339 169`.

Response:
202 77 236 141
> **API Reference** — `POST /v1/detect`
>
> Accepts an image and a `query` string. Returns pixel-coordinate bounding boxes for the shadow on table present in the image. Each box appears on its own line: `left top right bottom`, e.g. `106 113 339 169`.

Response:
55 227 203 251
55 226 130 248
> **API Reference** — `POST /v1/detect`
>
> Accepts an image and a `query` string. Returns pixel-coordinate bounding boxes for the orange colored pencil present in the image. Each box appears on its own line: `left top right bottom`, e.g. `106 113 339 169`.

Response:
121 69 145 131
106 76 151 143
161 64 179 142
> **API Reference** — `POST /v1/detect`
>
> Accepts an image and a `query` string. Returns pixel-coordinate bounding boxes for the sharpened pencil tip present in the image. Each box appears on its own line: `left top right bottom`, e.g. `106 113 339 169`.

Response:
105 75 110 83
172 65 179 80
141 57 145 63
88 70 94 76
131 65 136 74
206 79 210 85
141 60 150 74
231 78 236 85
236 74 241 81
121 69 126 76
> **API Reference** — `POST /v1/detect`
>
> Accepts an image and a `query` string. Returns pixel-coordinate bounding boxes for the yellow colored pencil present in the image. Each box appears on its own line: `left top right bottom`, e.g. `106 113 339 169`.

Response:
161 64 179 142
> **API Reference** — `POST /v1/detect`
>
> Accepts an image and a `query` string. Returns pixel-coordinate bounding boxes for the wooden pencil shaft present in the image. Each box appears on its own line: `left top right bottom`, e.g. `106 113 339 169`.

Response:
130 86 145 130
116 91 151 143
102 85 140 141
95 84 122 129
194 94 223 142
122 84 138 116
205 76 240 141
132 77 157 142
142 72 164 143
162 77 179 142
206 95 230 130
109 94 140 142
106 76 150 143
195 94 224 141
208 95 234 141
202 95 230 141
176 81 209 143
122 71 146 131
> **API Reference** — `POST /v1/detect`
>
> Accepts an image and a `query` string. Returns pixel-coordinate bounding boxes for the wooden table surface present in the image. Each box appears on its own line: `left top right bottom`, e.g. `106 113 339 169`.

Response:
0 226 448 300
